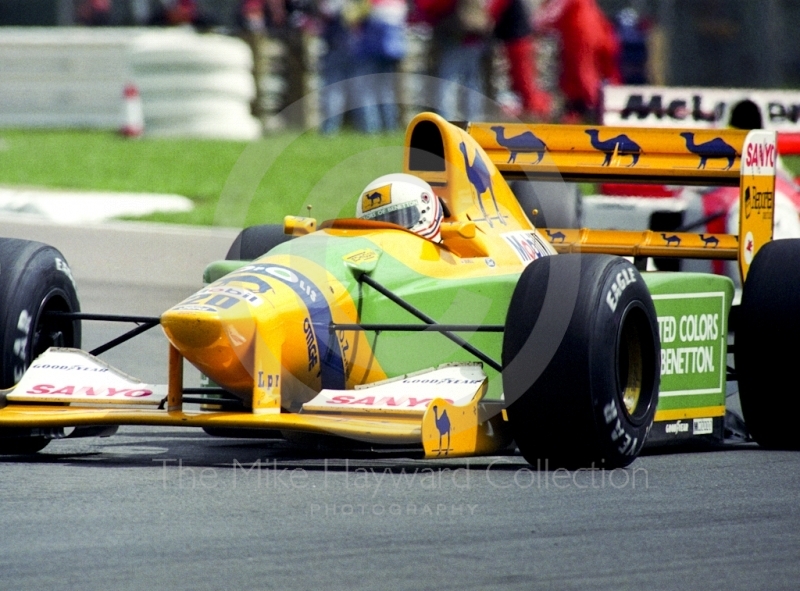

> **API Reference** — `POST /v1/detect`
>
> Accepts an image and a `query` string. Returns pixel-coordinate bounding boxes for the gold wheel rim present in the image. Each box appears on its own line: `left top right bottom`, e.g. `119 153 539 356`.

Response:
620 315 644 416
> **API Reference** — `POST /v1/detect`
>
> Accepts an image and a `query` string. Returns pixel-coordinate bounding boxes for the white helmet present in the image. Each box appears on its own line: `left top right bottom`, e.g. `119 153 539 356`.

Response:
356 173 443 242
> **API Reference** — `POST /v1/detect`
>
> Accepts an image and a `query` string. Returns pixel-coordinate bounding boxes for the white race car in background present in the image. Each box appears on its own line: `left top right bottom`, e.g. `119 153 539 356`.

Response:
588 85 800 281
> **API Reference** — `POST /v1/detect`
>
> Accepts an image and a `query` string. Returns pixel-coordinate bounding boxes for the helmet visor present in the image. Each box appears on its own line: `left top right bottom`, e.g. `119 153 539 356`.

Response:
361 201 420 229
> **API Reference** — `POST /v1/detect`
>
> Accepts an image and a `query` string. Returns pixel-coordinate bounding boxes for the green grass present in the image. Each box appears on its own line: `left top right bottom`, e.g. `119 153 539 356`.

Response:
0 129 407 227
1 129 799 227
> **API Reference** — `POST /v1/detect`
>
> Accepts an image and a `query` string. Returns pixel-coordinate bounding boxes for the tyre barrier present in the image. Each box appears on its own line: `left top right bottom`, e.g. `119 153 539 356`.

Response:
0 27 260 140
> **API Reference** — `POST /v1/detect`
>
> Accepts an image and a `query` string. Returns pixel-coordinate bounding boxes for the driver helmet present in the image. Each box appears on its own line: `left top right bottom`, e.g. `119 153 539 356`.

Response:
356 173 443 242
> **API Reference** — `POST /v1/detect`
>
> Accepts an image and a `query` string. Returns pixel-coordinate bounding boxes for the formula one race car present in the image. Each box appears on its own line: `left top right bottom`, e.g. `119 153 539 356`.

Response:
2 112 799 468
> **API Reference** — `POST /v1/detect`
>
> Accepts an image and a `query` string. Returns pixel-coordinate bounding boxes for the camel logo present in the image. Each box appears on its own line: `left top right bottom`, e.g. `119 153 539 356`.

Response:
661 233 681 247
458 142 506 227
432 404 451 456
699 234 719 248
361 184 391 213
586 130 642 166
680 133 738 169
490 126 547 164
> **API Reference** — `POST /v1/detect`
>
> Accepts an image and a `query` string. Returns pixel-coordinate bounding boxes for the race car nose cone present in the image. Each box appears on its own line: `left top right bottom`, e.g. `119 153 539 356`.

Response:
160 310 223 349
160 301 259 397
160 282 261 353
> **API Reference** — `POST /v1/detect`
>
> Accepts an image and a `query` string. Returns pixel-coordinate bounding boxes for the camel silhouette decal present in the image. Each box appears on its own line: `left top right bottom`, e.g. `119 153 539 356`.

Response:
459 142 505 226
585 130 642 167
365 191 383 208
546 229 566 243
432 405 451 456
490 126 547 164
679 133 738 170
699 234 719 248
661 233 681 247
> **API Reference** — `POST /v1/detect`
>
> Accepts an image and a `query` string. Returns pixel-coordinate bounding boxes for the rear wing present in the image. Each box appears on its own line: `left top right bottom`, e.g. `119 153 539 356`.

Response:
464 122 777 281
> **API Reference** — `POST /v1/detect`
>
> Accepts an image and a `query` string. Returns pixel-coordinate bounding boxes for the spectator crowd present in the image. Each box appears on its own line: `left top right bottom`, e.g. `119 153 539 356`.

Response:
76 0 654 131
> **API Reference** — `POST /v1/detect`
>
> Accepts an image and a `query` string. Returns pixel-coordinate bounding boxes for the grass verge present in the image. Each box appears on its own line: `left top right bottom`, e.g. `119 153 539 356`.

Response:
0 129 407 226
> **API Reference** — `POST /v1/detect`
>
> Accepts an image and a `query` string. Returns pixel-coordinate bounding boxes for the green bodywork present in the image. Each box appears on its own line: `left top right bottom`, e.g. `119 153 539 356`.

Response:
646 272 734 416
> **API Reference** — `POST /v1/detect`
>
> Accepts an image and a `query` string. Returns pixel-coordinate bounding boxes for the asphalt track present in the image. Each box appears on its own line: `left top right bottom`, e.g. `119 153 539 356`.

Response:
2 219 800 591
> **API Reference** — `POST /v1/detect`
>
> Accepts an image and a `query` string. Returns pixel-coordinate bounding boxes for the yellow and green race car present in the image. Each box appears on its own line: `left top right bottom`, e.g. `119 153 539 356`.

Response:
1 112 797 468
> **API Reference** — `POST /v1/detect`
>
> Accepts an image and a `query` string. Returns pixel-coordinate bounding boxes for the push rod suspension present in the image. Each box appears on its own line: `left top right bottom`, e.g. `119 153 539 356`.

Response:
45 311 161 356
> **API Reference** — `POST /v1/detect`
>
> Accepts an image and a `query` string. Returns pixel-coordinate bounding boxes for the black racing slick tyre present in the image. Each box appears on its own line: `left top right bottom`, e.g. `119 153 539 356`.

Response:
0 239 81 455
502 254 660 468
0 239 82 387
225 224 293 261
735 238 800 449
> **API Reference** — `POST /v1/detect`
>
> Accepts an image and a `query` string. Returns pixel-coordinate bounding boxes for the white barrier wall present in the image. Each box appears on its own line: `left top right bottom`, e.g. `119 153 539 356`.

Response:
0 28 261 140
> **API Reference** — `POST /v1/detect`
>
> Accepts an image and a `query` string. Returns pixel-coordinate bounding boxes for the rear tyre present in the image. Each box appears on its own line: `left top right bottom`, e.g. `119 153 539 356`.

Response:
510 181 582 228
502 254 660 468
225 225 293 260
0 239 82 455
735 238 800 449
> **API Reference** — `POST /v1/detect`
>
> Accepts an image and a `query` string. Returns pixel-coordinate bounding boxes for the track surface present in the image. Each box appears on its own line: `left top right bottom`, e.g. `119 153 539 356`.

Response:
2 219 799 591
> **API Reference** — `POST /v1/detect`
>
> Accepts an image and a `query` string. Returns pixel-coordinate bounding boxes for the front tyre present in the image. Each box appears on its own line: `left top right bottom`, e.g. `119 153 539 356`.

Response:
0 239 82 454
225 225 293 261
502 254 660 468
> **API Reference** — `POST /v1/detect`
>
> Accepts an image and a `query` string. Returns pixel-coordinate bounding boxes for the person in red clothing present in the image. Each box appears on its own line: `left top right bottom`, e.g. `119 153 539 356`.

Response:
490 0 552 120
534 0 621 122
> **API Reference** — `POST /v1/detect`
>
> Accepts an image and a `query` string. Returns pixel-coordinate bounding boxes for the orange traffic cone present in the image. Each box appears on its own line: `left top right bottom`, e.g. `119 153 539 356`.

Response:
121 84 144 137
